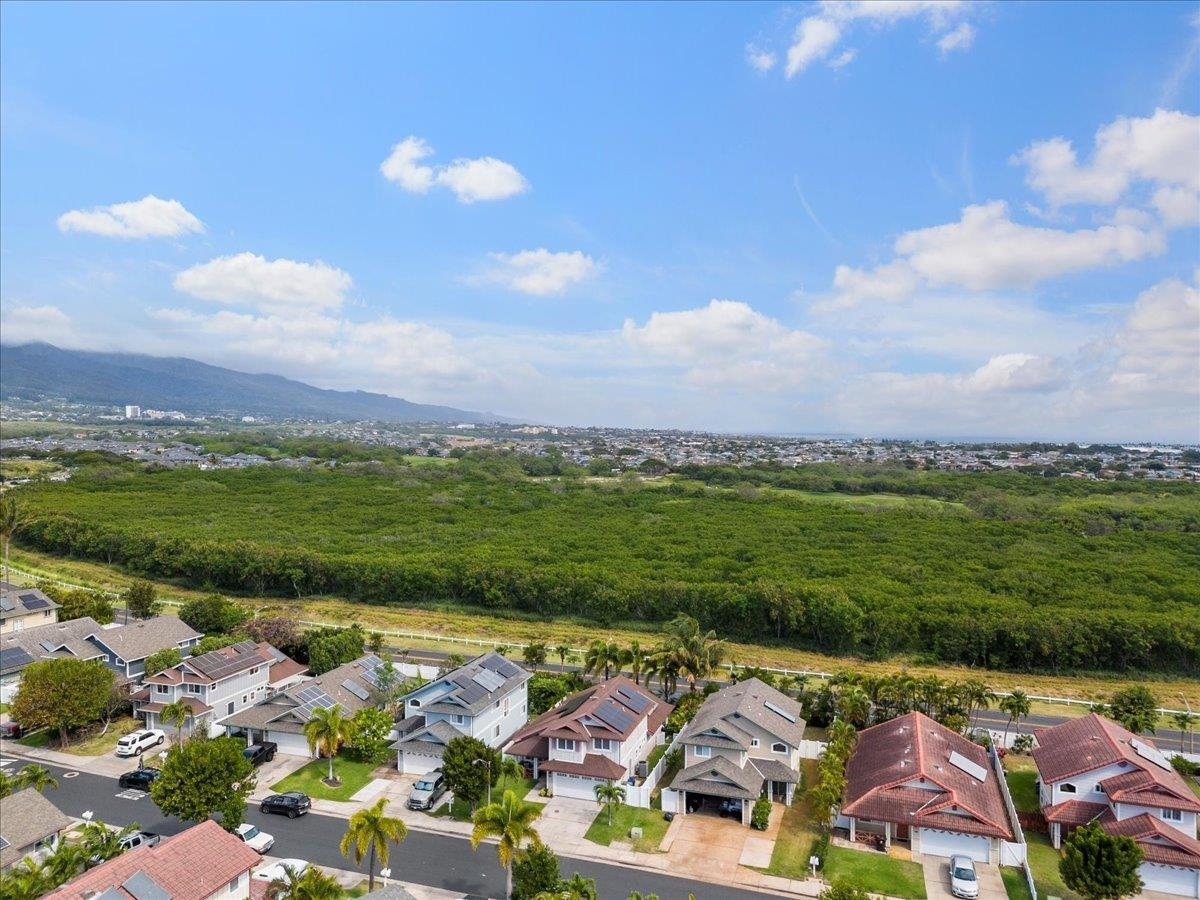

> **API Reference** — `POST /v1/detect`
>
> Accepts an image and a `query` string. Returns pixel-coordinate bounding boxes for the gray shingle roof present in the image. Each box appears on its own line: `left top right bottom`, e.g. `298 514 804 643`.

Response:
0 616 104 676
391 717 463 750
89 617 201 662
222 654 378 732
0 788 74 869
406 652 530 717
0 582 60 621
669 756 764 800
676 678 805 750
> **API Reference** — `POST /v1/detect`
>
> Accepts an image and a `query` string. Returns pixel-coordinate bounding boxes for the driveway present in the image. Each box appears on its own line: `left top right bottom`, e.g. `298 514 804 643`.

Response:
922 857 1007 900
665 804 783 874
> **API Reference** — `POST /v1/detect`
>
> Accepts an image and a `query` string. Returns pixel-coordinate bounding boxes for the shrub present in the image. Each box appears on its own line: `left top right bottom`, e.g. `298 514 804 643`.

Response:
751 796 772 830
1011 733 1034 754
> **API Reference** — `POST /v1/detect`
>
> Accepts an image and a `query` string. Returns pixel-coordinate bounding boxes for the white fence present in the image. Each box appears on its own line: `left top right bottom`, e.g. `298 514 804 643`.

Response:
799 739 828 759
990 744 1035 895
624 732 679 809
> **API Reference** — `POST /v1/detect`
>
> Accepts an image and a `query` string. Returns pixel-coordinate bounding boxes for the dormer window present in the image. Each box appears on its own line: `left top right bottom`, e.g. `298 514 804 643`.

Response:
410 700 421 708
771 742 787 754
695 746 712 758
750 738 760 748
1093 784 1105 794
1060 783 1077 794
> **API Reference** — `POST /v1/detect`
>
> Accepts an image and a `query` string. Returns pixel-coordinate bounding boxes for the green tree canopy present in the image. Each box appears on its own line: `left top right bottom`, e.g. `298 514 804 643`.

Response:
471 789 543 900
45 585 115 625
1059 822 1143 900
123 580 160 619
442 736 500 810
149 735 255 830
1108 686 1160 735
512 844 563 900
346 707 394 764
339 797 407 892
306 625 365 675
179 593 248 635
144 647 182 676
10 658 114 747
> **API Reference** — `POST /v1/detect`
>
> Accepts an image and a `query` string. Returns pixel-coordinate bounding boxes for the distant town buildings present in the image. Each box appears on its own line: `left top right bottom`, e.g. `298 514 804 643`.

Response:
123 404 140 419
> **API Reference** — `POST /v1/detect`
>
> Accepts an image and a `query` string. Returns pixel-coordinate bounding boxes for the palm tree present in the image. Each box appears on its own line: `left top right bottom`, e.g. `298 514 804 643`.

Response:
627 641 647 685
267 863 343 900
1171 711 1196 753
643 652 678 699
4 857 50 899
15 764 58 794
496 756 525 791
304 703 356 785
656 614 728 692
470 789 543 900
999 691 1031 747
0 495 28 580
558 873 598 900
554 645 572 670
160 699 191 746
583 640 624 680
43 841 87 885
835 685 871 728
594 780 626 827
523 642 548 672
956 678 992 731
339 797 408 892
80 819 141 863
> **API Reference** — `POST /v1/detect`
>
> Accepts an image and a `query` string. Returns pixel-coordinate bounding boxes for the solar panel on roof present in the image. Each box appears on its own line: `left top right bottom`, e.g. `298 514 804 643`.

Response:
948 750 988 782
593 701 634 733
615 686 650 713
0 646 35 668
1130 738 1172 771
342 679 370 701
494 658 522 678
21 597 49 610
764 700 797 723
122 871 171 900
0 597 13 612
473 668 505 692
39 640 58 652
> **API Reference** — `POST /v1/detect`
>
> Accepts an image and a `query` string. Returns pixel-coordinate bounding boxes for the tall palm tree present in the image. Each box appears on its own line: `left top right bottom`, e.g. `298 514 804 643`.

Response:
304 703 356 784
523 642 548 672
957 679 993 731
43 841 87 885
15 764 58 794
643 652 678 699
470 789 543 900
627 641 647 685
594 780 626 827
554 645 572 670
835 685 871 728
496 756 525 789
1171 711 1196 753
160 699 191 746
4 857 51 899
267 863 343 900
655 614 728 693
583 640 623 680
80 819 142 864
0 495 28 581
999 691 1031 747
339 797 408 892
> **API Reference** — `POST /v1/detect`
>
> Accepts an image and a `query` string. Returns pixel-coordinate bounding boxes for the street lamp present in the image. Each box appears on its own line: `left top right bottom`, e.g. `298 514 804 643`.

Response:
473 757 492 807
379 868 391 887
82 811 94 823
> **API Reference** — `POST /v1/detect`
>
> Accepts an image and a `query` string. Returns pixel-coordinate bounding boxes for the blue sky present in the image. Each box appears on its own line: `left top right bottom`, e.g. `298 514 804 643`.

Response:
2 1 1197 440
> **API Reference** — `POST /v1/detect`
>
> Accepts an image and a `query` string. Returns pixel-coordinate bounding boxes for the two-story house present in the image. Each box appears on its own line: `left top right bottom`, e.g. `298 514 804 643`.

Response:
86 616 202 683
504 676 672 800
0 582 59 635
132 640 283 738
221 654 383 757
839 711 1015 863
392 652 530 775
667 678 805 825
1033 713 1200 897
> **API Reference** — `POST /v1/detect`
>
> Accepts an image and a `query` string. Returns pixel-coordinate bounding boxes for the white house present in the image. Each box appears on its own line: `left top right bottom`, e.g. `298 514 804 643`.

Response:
1034 713 1200 897
392 652 530 775
505 675 671 801
132 639 283 738
839 711 1015 863
667 678 806 826
221 654 384 757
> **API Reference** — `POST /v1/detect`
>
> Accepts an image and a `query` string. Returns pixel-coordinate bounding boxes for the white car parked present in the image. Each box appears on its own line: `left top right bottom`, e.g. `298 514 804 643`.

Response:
949 854 980 899
252 859 309 883
114 729 166 757
235 823 275 853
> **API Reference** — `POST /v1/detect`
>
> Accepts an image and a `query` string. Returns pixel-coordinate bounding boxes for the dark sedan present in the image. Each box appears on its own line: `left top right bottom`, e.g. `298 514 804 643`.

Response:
118 767 161 790
260 791 311 818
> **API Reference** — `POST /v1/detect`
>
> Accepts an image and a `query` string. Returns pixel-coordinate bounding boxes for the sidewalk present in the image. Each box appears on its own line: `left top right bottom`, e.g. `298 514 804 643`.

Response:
0 737 135 777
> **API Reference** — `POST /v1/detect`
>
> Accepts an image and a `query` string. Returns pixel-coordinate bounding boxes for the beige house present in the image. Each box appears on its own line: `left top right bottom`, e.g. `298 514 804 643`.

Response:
0 582 58 635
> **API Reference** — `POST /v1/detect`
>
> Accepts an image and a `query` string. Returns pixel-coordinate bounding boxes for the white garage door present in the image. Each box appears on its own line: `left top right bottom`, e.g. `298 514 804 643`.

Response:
1140 862 1200 898
551 773 604 801
919 829 990 862
400 751 443 775
270 732 313 758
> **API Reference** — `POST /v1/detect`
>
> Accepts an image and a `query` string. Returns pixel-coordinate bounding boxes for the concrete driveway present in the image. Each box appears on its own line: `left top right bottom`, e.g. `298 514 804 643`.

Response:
922 857 1007 900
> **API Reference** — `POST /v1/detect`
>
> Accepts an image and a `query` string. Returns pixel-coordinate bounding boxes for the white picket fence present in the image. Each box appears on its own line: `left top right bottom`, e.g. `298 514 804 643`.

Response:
990 744 1035 895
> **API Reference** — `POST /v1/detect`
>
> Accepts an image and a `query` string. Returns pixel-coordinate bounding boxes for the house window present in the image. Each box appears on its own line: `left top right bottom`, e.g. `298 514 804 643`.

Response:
504 697 510 715
410 700 421 708
593 738 613 751
250 667 259 675
771 742 787 754
494 724 500 738
1093 784 1105 794
228 876 239 893
242 695 247 704
227 701 234 716
156 685 169 695
750 739 760 748
554 738 577 752
1060 783 1077 794
189 684 203 694
1162 808 1183 822
453 715 464 725
695 746 712 758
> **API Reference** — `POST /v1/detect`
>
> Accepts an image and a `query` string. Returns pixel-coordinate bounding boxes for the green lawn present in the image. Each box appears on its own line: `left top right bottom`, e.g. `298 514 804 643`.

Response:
17 729 54 748
432 773 536 821
1003 757 1041 814
762 758 819 880
271 756 378 802
71 717 143 756
1026 833 1081 900
824 846 927 899
645 744 667 773
1002 867 1035 900
584 803 670 854
0 702 9 714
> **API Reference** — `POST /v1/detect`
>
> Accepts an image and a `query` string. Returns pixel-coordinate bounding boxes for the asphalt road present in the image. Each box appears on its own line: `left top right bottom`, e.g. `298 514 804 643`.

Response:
22 759 778 900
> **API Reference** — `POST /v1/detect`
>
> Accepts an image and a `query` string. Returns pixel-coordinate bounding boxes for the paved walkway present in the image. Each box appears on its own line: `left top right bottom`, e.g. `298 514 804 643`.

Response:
922 857 1007 900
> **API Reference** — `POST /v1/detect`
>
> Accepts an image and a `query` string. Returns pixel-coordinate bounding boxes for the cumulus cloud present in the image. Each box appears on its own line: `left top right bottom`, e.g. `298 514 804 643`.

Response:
0 304 76 345
475 249 600 296
56 195 204 239
1012 109 1200 218
1107 276 1200 398
173 253 353 312
380 136 529 203
782 0 979 78
623 299 827 390
829 201 1165 305
745 44 777 72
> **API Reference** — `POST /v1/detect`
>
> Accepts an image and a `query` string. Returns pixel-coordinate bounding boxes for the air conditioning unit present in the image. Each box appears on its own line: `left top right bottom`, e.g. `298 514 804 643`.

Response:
635 760 649 778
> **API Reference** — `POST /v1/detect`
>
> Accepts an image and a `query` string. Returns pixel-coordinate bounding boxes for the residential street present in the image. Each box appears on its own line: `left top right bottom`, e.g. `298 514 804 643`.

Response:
12 756 779 900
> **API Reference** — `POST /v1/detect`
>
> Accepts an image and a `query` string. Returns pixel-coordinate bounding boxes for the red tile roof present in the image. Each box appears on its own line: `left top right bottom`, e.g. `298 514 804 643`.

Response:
1102 813 1200 870
841 711 1013 840
1032 713 1200 813
46 820 261 900
1043 799 1109 826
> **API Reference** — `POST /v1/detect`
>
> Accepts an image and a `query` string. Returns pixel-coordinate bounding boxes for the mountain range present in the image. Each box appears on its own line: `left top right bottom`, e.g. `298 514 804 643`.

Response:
0 343 504 424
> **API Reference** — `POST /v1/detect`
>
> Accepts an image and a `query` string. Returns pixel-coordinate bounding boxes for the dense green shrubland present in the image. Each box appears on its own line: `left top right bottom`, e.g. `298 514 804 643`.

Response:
12 461 1200 674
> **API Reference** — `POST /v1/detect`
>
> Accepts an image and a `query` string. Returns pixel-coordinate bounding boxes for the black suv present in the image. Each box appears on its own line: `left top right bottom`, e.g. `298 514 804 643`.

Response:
718 798 743 818
243 742 278 767
260 791 311 818
118 767 161 790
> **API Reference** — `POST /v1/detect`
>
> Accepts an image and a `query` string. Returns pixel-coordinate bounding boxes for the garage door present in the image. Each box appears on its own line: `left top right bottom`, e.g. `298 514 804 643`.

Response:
919 829 990 862
551 773 604 801
270 732 313 758
1140 862 1200 898
400 751 443 775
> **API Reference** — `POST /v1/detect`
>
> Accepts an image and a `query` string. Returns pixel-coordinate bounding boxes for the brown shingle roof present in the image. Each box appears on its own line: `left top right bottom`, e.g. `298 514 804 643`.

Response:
670 755 764 800
45 820 261 900
842 711 1013 840
541 754 628 780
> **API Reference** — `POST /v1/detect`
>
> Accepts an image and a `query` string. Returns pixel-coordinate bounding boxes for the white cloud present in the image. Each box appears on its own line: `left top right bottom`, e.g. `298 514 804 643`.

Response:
478 249 600 296
964 353 1064 392
173 253 353 313
1012 109 1200 214
783 0 978 78
380 136 529 203
1107 276 1199 398
830 200 1165 304
746 44 777 72
0 304 76 345
622 299 827 390
56 195 204 239
937 22 975 54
